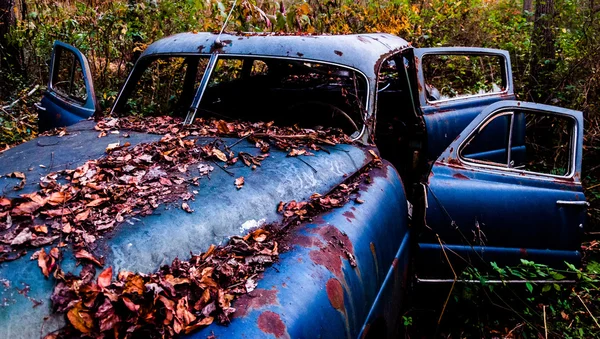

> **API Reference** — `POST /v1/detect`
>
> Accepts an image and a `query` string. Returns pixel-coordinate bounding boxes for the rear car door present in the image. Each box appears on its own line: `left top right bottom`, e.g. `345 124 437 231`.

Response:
413 47 514 161
38 41 97 131
419 101 586 277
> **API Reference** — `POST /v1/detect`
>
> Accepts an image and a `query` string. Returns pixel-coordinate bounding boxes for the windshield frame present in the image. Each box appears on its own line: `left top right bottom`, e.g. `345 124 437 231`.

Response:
111 53 371 141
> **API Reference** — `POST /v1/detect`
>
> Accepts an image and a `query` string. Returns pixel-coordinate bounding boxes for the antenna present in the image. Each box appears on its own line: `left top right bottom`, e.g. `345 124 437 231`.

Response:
215 0 238 47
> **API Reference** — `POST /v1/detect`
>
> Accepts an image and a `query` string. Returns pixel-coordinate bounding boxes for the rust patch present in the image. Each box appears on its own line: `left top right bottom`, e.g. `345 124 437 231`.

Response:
334 50 343 56
342 211 355 222
326 278 345 313
257 311 288 338
310 225 354 254
310 248 343 277
290 234 324 248
452 173 469 180
234 289 279 318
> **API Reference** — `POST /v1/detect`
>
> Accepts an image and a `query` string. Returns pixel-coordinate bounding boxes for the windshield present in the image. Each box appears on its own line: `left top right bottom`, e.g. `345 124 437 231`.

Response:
113 55 368 136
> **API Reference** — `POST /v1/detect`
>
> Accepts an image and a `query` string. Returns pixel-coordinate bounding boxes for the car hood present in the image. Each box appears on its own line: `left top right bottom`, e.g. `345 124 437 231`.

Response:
0 120 371 338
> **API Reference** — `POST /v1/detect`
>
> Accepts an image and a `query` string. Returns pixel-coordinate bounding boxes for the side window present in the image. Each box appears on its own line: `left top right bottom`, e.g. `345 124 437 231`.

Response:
513 112 573 176
423 54 506 102
51 47 88 104
460 110 575 176
461 112 512 166
125 56 208 116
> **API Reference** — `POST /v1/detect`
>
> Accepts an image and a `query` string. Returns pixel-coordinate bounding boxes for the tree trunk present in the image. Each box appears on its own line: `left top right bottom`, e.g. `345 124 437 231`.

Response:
523 0 534 19
529 0 556 101
0 0 19 74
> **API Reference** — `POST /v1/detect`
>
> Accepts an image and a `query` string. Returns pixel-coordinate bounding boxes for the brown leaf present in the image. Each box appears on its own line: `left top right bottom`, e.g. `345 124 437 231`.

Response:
124 275 145 295
62 223 73 234
7 172 26 190
46 191 72 206
67 302 94 334
37 248 52 278
86 198 109 207
235 177 244 190
34 225 48 234
11 201 42 216
75 209 91 222
160 177 173 186
97 266 113 288
10 228 32 245
176 296 197 326
74 249 104 267
251 229 269 242
212 148 228 162
122 297 140 312
0 197 11 208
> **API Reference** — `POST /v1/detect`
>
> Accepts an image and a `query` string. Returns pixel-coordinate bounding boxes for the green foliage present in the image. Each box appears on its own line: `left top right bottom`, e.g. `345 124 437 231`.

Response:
424 260 600 337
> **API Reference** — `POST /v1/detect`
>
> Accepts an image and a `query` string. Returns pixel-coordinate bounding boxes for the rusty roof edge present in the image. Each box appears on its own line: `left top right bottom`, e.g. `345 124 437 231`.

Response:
140 32 411 76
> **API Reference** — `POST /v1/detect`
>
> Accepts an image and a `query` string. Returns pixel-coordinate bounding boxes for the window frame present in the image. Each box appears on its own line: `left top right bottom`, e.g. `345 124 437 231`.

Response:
50 46 88 106
421 51 510 105
457 107 578 179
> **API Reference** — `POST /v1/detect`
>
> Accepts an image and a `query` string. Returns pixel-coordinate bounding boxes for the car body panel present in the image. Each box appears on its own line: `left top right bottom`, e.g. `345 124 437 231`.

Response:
186 162 409 339
421 101 586 277
38 41 97 131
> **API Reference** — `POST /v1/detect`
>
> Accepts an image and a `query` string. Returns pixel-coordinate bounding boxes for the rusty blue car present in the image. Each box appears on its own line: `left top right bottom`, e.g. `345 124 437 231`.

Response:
0 33 587 338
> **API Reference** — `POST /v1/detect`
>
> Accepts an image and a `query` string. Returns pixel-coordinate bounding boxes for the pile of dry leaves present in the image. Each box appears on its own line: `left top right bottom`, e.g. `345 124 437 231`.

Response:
0 116 373 338
46 160 375 338
96 116 352 156
1 117 352 265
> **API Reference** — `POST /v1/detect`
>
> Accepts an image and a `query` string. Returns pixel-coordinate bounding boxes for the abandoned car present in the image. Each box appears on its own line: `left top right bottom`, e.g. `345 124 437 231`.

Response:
0 33 587 338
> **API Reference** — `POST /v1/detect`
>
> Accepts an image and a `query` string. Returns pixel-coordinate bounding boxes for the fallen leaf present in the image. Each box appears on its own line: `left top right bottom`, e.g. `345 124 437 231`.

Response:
74 249 104 267
182 202 194 213
34 225 48 234
11 201 42 216
46 191 71 206
212 148 228 162
235 177 244 189
7 172 26 190
11 228 32 245
37 248 52 277
67 302 94 334
97 266 113 288
75 209 91 222
86 198 109 207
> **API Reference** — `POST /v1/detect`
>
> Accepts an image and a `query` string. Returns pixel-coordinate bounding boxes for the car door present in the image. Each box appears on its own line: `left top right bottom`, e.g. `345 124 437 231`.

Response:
418 101 586 277
413 47 515 161
38 41 97 131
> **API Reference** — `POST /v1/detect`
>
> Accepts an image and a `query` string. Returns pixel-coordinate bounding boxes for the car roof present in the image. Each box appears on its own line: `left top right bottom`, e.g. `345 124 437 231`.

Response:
140 32 411 77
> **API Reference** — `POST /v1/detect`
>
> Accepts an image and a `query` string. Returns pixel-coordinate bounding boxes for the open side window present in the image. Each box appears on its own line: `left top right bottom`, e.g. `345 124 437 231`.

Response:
414 47 513 106
419 101 586 277
38 41 97 131
413 47 516 162
459 109 575 177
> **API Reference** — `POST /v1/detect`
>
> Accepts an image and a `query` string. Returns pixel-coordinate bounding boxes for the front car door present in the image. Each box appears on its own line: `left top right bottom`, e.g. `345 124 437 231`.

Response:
413 47 515 161
419 101 586 278
38 41 97 131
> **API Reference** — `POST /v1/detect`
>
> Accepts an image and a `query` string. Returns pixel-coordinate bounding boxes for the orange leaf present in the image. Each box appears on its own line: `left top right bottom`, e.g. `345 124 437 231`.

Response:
97 266 113 288
67 302 94 334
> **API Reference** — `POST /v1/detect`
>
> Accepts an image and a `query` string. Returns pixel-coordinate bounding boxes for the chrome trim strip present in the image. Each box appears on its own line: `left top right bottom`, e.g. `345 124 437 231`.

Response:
556 200 590 206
